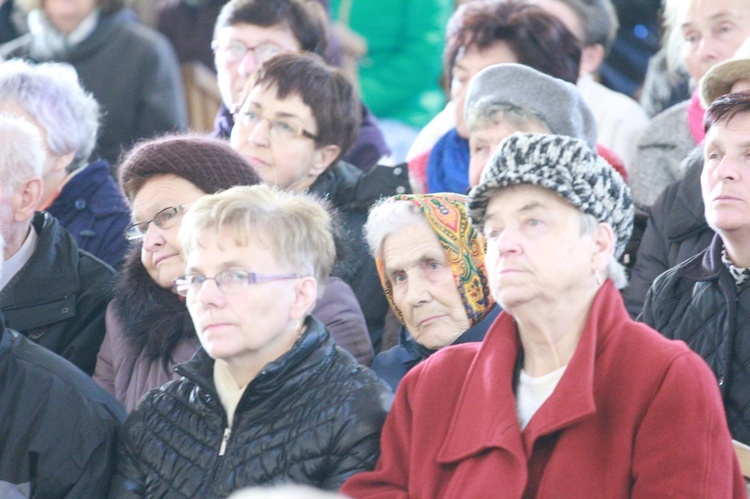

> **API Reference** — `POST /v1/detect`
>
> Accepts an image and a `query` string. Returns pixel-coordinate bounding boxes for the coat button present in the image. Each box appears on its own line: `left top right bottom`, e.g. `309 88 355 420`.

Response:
393 167 402 175
75 199 86 210
396 186 406 194
719 376 725 387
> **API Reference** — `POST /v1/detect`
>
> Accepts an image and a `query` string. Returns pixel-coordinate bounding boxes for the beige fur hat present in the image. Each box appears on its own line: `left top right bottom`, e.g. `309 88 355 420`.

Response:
700 37 750 108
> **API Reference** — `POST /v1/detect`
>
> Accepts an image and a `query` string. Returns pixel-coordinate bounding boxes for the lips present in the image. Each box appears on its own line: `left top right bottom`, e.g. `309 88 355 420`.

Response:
417 314 447 327
153 253 177 266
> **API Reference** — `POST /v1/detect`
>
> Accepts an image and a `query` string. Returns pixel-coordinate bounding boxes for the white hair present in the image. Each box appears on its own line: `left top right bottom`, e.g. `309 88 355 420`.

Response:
365 198 429 260
0 113 44 195
579 212 627 289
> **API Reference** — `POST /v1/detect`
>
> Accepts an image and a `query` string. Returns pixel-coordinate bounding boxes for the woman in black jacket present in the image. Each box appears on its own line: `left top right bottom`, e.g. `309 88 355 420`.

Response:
110 185 392 497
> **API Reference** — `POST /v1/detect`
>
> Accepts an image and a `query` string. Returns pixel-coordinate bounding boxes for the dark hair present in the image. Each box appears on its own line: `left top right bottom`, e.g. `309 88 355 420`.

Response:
214 0 328 58
444 0 581 86
704 91 750 133
248 52 360 163
98 0 125 14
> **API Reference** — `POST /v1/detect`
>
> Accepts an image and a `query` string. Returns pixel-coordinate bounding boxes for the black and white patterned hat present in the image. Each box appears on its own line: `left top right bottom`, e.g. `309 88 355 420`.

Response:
468 133 633 257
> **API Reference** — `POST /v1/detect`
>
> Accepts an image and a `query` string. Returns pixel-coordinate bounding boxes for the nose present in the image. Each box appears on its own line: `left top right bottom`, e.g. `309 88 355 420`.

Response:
236 49 258 77
696 36 721 65
247 116 271 146
493 227 522 258
714 154 740 183
404 270 432 307
195 277 225 309
142 222 165 252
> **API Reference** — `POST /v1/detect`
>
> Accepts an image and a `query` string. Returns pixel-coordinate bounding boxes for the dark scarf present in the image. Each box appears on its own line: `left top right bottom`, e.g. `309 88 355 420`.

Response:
112 245 195 366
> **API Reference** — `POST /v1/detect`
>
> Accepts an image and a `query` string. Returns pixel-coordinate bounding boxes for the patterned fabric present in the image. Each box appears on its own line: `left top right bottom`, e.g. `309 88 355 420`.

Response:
375 193 494 328
468 133 634 258
721 247 750 289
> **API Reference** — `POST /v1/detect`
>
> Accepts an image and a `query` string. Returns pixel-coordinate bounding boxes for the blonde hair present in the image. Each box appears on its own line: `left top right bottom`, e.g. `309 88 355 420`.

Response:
179 185 335 297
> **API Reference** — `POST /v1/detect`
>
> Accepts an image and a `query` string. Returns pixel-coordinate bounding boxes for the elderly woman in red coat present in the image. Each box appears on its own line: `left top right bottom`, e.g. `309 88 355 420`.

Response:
341 133 744 498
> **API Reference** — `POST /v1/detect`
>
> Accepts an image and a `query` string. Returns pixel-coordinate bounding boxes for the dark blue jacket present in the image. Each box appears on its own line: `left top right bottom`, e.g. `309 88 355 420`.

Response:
372 304 501 391
46 160 131 269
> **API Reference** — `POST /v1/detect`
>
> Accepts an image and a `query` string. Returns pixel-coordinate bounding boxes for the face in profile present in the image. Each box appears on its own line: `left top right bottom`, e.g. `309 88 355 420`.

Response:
382 220 470 349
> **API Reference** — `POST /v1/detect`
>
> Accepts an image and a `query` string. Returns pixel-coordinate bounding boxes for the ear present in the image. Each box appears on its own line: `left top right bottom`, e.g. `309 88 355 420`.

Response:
309 144 340 179
580 44 605 75
13 177 43 223
592 222 615 273
289 276 319 321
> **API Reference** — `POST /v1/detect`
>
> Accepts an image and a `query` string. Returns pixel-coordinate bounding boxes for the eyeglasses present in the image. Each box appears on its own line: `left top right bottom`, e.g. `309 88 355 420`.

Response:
173 270 301 296
212 40 286 64
235 109 319 142
124 205 189 241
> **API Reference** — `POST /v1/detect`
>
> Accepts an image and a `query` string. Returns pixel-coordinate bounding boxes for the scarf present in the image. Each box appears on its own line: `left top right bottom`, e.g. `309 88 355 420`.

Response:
687 88 706 146
375 193 494 328
426 128 471 194
26 8 100 59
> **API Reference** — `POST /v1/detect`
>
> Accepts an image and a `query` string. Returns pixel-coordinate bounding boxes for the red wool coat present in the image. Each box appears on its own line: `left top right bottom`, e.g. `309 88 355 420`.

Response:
342 281 745 498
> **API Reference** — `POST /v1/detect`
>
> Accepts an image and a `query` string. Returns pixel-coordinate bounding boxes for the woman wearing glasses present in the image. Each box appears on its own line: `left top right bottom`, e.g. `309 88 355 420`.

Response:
111 184 391 496
92 134 374 413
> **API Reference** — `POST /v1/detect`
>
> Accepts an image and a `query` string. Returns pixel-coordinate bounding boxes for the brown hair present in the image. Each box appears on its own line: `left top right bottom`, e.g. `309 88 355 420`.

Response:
704 91 750 133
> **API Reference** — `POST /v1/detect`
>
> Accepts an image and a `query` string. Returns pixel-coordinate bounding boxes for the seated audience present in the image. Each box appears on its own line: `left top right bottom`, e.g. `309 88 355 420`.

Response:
642 90 750 445
211 0 389 171
231 52 402 351
0 113 115 375
0 0 187 165
95 135 372 413
111 185 391 496
0 58 130 268
0 231 125 497
342 133 743 497
365 193 500 391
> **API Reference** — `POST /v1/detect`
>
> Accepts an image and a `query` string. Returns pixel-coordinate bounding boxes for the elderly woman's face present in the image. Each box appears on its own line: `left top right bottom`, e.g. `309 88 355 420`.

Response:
43 0 98 35
482 184 598 312
131 175 206 289
184 229 301 364
382 221 470 349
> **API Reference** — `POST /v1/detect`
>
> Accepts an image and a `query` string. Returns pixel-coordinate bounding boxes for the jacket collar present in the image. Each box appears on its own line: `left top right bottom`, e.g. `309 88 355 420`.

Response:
437 281 626 463
308 160 361 209
666 148 707 242
679 233 724 282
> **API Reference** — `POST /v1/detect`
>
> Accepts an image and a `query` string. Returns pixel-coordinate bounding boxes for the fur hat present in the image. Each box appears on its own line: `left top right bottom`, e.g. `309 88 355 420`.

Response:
118 134 260 202
468 133 633 257
700 37 750 108
464 63 598 149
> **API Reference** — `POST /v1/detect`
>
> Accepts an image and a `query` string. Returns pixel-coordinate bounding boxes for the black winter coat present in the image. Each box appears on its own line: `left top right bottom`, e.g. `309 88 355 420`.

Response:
642 235 750 443
0 212 117 375
0 314 125 497
623 148 714 318
111 316 392 497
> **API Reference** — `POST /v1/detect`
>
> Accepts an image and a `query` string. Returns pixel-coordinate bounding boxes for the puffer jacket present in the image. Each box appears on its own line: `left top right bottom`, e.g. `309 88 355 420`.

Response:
642 234 750 444
110 315 392 497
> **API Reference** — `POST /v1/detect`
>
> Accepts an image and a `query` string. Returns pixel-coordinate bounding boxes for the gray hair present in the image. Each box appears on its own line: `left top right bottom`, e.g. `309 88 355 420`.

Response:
365 198 428 261
467 98 552 134
0 59 100 172
579 212 627 289
0 113 44 195
549 0 619 52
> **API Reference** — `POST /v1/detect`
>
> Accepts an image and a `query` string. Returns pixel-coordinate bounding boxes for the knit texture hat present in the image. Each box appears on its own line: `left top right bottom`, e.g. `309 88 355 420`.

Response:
118 134 260 202
464 63 598 149
468 133 633 257
700 36 750 108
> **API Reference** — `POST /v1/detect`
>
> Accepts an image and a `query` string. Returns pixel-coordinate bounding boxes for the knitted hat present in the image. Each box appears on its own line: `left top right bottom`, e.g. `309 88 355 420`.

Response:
468 133 633 257
700 37 750 108
118 134 260 202
464 63 598 149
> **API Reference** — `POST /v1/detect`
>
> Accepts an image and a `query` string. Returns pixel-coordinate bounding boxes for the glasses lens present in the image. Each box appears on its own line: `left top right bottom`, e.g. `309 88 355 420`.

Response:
223 41 249 63
124 223 146 241
269 120 300 140
240 110 261 129
215 271 249 294
153 206 183 230
254 43 283 64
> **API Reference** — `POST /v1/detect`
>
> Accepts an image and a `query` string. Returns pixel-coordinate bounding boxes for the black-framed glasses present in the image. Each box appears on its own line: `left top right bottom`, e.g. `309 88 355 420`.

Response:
211 39 286 64
234 109 319 142
124 205 189 241
173 271 302 296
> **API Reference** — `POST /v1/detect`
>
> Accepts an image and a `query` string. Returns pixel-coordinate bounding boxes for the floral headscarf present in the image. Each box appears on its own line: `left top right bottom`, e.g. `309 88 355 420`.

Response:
375 193 494 328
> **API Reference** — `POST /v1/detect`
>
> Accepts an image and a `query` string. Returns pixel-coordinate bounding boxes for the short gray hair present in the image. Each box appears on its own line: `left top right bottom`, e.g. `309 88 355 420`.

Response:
179 185 335 298
0 59 100 172
0 113 44 195
550 0 619 52
579 212 627 289
467 99 551 134
364 198 428 261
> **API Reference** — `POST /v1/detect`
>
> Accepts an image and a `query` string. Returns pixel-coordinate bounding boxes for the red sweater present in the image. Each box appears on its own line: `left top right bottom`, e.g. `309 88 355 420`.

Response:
342 281 744 498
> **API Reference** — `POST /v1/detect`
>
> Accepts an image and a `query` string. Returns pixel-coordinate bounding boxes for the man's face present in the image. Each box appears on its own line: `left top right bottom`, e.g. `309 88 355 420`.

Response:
213 23 301 110
43 0 97 35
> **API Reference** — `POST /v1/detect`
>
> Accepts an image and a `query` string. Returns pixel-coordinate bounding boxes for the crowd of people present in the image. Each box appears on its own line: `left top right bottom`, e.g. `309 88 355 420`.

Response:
1 0 750 496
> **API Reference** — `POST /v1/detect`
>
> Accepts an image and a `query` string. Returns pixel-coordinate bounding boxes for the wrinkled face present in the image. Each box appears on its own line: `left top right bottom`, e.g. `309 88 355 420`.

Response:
43 0 98 34
452 42 518 137
231 84 332 193
702 111 750 235
185 230 300 365
382 221 470 349
482 184 596 313
680 0 750 81
468 118 551 188
131 175 206 289
214 23 301 110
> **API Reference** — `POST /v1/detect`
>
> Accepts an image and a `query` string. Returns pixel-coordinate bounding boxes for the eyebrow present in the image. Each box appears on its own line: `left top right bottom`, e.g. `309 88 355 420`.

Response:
385 253 446 277
484 200 548 223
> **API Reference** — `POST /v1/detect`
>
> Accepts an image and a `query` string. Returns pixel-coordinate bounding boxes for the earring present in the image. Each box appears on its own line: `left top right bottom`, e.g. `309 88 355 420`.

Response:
594 269 603 286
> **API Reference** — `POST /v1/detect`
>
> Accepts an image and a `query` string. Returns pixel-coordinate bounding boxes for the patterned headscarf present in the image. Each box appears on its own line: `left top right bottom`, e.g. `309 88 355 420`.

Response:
375 193 494 328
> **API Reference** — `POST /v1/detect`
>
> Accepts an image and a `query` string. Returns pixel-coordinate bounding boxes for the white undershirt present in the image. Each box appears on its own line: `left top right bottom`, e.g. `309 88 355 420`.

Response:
516 365 567 430
213 359 248 428
0 227 37 292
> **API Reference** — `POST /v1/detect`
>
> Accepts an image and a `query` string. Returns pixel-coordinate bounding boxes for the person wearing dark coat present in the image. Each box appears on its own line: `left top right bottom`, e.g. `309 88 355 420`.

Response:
0 59 130 268
0 0 187 166
111 185 391 496
231 53 409 351
364 193 500 391
212 0 389 172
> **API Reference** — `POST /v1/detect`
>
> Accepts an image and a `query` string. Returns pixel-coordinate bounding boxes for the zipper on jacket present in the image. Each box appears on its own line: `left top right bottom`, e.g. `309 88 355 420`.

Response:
218 427 231 456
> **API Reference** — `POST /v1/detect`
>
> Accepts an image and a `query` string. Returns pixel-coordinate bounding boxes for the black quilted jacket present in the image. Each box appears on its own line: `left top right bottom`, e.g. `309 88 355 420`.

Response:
641 234 750 444
109 316 392 498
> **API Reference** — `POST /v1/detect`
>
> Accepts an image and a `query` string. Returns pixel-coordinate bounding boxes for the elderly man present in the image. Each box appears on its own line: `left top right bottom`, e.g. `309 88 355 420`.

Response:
642 90 750 446
0 113 116 375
